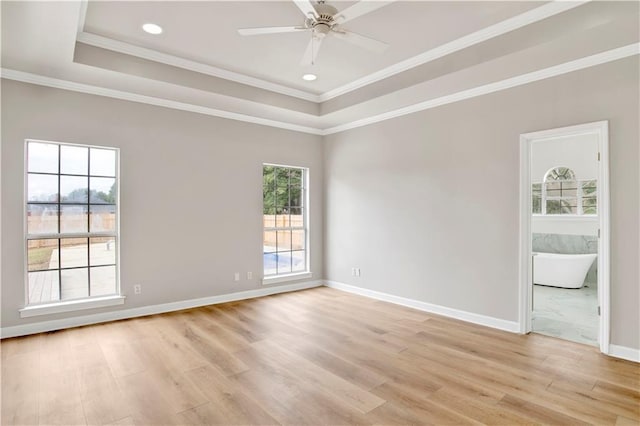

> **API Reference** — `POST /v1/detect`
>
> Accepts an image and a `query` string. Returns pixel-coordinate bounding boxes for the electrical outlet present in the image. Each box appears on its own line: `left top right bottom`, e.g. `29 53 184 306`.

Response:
355 268 361 277
234 272 240 282
247 271 253 280
351 268 356 276
134 284 142 294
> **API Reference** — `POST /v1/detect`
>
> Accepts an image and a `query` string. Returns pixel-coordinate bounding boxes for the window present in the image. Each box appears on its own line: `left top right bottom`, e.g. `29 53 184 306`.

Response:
532 166 597 215
25 140 119 306
262 164 308 279
581 179 597 214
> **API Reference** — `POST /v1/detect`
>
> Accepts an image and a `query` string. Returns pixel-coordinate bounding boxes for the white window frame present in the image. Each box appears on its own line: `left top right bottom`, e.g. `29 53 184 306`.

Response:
532 170 598 216
262 163 311 285
20 139 124 317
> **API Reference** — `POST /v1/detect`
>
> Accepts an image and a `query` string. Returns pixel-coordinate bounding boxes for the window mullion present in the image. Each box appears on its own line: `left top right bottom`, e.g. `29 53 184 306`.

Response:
542 181 547 214
577 179 584 215
57 144 62 300
87 148 91 297
264 227 304 231
27 232 116 240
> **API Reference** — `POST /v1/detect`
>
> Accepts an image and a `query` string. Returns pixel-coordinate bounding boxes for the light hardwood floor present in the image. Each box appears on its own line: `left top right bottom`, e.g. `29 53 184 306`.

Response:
1 287 639 425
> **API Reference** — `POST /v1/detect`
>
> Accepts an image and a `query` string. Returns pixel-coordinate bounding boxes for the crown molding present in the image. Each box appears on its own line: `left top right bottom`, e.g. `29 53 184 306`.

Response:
3 43 637 137
321 43 640 135
0 68 324 135
318 1 589 102
76 32 322 103
77 0 88 35
76 1 588 106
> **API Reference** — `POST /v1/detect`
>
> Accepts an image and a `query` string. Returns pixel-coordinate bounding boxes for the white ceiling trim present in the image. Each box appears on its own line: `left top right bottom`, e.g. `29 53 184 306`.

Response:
0 68 324 136
76 1 588 105
3 43 637 137
76 32 321 103
77 0 88 35
322 43 639 135
318 0 589 102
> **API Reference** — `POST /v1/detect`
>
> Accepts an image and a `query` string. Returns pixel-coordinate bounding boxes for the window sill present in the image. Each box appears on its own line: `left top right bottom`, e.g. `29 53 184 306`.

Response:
19 295 126 318
532 215 598 220
262 272 313 286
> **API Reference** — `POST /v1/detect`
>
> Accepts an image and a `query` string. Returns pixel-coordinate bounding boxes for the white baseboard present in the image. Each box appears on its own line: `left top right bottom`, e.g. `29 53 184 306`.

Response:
323 280 520 333
0 280 322 339
608 344 640 363
7 277 634 363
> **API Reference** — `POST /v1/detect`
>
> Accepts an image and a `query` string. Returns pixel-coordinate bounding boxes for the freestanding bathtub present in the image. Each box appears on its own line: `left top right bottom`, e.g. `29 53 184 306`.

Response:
533 252 597 288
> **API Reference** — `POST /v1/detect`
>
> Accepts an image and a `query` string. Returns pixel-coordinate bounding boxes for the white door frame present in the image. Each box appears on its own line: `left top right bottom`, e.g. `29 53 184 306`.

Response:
519 121 610 354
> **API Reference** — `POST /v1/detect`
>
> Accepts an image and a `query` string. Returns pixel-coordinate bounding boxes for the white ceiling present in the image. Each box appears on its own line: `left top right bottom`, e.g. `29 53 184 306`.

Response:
2 1 638 135
83 1 543 94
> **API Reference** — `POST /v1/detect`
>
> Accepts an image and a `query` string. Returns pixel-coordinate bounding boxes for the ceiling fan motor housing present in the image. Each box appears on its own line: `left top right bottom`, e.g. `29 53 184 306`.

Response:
312 2 338 38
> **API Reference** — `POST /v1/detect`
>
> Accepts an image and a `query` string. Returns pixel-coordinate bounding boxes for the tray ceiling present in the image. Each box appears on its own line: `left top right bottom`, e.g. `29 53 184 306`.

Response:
82 1 543 94
2 1 638 135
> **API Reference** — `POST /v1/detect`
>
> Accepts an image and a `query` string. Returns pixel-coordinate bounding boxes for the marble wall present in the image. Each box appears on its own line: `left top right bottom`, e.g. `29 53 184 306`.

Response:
532 233 598 285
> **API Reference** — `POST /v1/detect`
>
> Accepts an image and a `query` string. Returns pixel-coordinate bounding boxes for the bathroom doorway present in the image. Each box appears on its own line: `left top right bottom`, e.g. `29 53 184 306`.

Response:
519 122 610 353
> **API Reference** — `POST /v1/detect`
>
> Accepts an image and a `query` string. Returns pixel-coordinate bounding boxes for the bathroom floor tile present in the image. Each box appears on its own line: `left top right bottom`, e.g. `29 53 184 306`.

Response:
532 284 598 346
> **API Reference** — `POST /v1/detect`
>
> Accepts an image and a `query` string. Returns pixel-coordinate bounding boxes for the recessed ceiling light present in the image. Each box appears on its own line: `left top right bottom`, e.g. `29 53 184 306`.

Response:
142 23 163 35
302 74 317 81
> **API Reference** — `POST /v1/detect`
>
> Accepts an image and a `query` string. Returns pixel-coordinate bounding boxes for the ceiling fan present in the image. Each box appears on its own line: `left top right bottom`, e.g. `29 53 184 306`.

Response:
238 0 392 65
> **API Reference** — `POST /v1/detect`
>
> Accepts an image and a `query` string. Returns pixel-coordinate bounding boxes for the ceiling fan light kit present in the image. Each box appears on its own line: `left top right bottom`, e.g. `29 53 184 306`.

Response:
238 0 390 66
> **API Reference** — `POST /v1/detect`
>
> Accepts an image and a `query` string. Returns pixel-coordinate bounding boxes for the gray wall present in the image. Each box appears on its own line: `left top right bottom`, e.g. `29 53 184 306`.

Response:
1 80 323 328
2 58 638 352
324 57 639 350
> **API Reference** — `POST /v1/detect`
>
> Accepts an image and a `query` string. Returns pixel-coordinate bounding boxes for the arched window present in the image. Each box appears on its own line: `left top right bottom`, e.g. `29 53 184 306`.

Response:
532 166 597 215
544 166 578 214
544 166 575 181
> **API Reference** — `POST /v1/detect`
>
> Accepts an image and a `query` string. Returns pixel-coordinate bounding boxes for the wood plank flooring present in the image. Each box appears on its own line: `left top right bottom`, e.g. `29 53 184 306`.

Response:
1 287 638 425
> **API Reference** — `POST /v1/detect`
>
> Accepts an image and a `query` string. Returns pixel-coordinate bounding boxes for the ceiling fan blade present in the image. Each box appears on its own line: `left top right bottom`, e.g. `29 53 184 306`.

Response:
238 26 307 36
336 1 393 24
293 0 318 18
333 30 388 53
301 37 323 66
